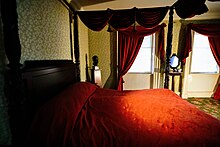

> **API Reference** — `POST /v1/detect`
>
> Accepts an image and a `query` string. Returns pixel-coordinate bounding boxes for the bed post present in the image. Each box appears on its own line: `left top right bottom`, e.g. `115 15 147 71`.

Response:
59 0 80 81
74 13 81 81
164 6 174 89
69 11 74 61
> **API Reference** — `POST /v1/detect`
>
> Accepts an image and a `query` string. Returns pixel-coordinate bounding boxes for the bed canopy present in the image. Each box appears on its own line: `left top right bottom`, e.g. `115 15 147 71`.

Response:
61 0 209 89
0 0 209 89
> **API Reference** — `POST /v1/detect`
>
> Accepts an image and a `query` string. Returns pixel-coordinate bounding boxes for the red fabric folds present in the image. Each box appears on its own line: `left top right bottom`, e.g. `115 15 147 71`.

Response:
136 7 169 28
209 37 220 66
77 7 169 31
108 8 135 31
77 10 112 31
117 24 166 91
26 82 98 147
182 23 220 63
174 0 208 19
27 82 220 147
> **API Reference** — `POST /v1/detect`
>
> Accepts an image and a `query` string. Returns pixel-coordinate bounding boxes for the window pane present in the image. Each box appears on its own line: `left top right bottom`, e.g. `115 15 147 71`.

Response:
128 35 154 73
191 33 219 73
141 36 152 47
193 34 209 47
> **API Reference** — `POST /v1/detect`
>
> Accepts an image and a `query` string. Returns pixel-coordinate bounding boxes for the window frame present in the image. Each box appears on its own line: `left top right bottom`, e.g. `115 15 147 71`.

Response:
127 34 155 74
190 32 219 74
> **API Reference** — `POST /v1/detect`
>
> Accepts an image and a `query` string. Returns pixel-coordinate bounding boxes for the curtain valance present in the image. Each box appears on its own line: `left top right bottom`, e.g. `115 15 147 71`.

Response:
187 23 220 37
77 7 169 31
174 0 208 19
181 23 220 63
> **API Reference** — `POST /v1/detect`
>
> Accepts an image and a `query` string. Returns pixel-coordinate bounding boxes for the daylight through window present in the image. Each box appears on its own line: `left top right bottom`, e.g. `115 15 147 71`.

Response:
128 34 155 73
191 32 219 73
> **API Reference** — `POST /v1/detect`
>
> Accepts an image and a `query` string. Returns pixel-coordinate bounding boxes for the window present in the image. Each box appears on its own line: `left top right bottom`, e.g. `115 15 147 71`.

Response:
128 34 155 73
190 32 219 73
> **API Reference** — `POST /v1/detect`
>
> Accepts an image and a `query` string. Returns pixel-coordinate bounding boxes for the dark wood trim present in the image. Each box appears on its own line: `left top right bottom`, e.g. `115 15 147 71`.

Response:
164 7 174 88
59 0 76 13
69 11 74 60
169 71 183 95
74 14 80 81
1 0 22 69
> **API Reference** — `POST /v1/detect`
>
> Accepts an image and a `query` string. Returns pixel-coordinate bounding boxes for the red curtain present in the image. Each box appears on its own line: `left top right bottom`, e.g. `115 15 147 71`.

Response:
209 37 220 66
117 24 166 90
77 7 169 31
182 23 220 100
209 37 220 100
181 23 220 63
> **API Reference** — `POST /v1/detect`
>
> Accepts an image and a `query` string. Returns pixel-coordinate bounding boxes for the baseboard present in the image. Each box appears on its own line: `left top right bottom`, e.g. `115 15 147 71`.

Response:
187 91 213 98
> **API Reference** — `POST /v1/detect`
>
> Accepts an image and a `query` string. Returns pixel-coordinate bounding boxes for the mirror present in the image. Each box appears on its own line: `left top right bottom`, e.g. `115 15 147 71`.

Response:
170 53 180 72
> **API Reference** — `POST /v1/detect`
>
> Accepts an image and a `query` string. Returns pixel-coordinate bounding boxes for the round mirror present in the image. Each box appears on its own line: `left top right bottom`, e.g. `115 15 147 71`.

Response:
170 54 180 71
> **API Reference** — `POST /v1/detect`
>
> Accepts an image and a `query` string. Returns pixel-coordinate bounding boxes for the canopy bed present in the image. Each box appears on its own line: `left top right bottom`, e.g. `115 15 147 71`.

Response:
1 0 220 146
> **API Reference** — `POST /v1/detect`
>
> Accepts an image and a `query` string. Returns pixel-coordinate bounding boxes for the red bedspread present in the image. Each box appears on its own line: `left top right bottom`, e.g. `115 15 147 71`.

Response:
27 82 220 147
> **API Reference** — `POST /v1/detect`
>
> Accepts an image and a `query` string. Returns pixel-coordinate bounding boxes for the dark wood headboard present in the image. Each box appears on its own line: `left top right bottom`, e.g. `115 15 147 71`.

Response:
5 60 79 146
22 60 78 121
19 60 79 143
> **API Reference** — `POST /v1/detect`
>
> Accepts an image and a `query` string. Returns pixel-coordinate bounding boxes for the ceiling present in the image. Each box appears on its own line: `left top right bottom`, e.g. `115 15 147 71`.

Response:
70 0 220 20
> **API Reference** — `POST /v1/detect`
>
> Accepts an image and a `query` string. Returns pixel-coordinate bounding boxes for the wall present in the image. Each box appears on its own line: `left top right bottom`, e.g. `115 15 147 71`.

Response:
182 52 219 98
187 74 218 97
88 26 111 88
0 0 80 144
17 0 71 63
124 74 152 89
86 18 220 96
180 19 220 98
0 8 11 145
78 19 89 81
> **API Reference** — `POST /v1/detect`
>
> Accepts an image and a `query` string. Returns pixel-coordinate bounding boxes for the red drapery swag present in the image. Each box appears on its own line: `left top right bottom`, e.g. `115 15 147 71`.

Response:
117 24 166 91
174 0 208 19
181 23 220 100
77 7 169 31
182 23 220 63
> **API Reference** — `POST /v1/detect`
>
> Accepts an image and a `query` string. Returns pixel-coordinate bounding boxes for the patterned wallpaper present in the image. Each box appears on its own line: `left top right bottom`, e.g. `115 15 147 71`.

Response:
88 26 111 87
17 0 71 63
78 20 89 82
87 21 182 89
0 0 74 144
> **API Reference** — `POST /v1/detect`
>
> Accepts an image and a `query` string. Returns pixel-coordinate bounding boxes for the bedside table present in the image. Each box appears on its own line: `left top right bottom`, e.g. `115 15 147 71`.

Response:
169 71 182 96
